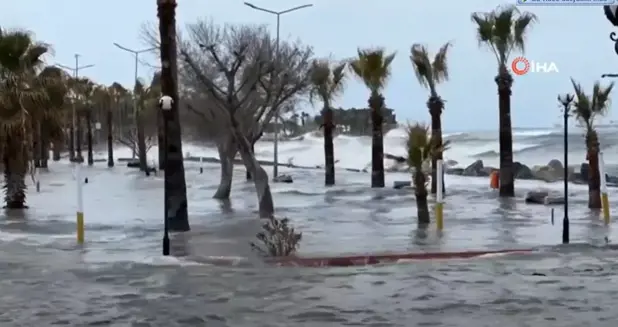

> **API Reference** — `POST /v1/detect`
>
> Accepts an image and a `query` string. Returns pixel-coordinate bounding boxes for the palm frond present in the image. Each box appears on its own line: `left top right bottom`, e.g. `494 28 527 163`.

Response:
348 48 396 93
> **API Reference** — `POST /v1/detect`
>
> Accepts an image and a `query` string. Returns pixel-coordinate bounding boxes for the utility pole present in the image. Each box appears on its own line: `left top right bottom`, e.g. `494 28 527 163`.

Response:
244 2 313 180
56 54 95 162
113 43 157 174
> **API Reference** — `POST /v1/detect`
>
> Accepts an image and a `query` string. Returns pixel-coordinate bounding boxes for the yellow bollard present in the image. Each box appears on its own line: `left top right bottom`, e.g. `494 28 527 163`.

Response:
436 159 444 231
76 163 85 243
599 152 610 225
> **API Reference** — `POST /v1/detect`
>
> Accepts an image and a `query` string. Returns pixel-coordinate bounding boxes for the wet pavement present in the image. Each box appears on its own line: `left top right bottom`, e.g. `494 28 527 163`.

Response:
1 159 618 326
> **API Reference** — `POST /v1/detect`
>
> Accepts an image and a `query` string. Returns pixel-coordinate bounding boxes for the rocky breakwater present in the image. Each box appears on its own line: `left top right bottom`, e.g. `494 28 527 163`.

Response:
447 159 618 186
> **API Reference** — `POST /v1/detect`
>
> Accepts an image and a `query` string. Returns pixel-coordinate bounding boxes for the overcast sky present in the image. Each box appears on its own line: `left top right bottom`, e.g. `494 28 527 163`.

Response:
2 0 616 131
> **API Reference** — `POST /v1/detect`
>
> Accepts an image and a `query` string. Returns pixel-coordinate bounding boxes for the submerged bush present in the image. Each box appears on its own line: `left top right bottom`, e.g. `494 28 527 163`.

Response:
250 216 302 257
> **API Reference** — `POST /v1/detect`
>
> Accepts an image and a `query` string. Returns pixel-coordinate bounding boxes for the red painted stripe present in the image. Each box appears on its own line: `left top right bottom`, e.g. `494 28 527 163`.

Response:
267 249 534 267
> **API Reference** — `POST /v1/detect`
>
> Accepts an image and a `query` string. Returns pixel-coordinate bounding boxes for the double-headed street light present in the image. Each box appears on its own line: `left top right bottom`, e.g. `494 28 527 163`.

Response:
56 54 95 163
244 2 313 180
159 95 173 256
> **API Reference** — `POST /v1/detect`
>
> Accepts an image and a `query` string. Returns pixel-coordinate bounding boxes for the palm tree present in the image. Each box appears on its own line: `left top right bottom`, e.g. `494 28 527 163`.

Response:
158 0 190 231
471 5 537 197
0 28 49 208
71 77 96 166
410 42 451 195
405 123 450 226
570 78 614 209
108 82 127 167
349 48 396 188
35 66 68 168
309 59 346 186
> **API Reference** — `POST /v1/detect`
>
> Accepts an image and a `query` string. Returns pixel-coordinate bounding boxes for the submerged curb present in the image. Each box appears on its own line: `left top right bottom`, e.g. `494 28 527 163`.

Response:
268 249 535 267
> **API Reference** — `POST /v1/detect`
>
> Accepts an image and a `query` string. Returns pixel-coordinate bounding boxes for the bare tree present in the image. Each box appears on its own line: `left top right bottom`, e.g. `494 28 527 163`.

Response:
177 20 312 217
117 128 156 160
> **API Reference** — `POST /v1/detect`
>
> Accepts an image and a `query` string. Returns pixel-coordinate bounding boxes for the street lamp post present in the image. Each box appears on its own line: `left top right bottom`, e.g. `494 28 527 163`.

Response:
558 94 574 244
159 95 173 256
244 2 313 180
57 54 95 163
113 43 157 175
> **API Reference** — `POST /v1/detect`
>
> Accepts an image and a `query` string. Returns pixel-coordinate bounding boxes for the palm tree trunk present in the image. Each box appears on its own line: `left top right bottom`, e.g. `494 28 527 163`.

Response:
136 108 148 172
86 110 94 166
587 131 602 209
69 124 75 162
107 108 114 167
52 139 61 161
3 137 27 209
414 170 430 225
40 122 49 168
158 0 190 231
368 92 385 188
157 109 165 170
76 115 83 163
323 106 335 186
496 72 515 197
428 98 444 194
33 122 41 168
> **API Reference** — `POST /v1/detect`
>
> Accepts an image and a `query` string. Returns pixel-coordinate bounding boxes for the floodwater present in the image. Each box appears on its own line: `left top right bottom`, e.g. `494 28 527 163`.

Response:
1 159 618 326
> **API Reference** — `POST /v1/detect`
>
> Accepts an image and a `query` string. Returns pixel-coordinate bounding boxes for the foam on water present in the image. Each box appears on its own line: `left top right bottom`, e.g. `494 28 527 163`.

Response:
101 126 618 172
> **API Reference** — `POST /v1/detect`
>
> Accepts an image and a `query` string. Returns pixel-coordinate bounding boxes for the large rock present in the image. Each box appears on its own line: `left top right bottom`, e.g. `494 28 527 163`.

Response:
580 163 589 181
514 161 534 179
547 159 564 171
525 191 549 204
274 174 293 183
525 190 565 205
393 181 412 189
446 168 464 175
462 160 485 176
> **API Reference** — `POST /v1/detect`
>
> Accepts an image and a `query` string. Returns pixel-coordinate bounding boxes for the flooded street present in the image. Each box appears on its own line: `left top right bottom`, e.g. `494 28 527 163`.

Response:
1 161 617 326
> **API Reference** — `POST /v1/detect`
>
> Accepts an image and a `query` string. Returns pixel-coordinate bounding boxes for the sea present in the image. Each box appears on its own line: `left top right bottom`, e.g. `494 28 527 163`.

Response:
2 126 618 326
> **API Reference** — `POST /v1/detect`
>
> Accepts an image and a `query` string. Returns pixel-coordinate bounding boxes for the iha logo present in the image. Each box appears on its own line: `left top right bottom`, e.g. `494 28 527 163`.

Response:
511 56 559 75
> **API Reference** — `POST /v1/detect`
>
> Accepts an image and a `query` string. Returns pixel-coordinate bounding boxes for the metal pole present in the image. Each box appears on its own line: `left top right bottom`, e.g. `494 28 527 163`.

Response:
163 111 170 256
273 14 281 179
563 104 570 244
243 2 313 180
56 56 94 162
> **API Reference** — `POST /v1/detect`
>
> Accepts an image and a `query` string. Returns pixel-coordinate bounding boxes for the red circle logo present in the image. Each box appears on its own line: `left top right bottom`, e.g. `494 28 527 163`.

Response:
511 57 530 75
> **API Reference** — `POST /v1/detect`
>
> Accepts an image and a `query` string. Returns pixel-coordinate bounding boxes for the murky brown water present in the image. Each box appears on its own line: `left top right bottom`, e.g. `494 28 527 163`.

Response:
0 162 616 326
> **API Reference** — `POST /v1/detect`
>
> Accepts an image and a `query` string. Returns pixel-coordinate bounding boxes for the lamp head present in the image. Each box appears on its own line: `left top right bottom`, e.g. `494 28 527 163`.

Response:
159 95 173 110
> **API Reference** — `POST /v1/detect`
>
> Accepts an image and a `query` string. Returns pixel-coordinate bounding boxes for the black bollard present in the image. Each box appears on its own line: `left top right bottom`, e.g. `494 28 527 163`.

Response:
84 177 89 184
199 167 203 174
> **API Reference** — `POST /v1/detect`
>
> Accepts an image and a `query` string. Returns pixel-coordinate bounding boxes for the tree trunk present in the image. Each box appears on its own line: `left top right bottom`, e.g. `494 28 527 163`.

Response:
52 140 61 161
158 0 190 232
245 141 255 181
157 109 165 170
136 108 148 172
496 72 515 197
76 115 83 163
368 92 385 188
86 110 94 166
213 137 235 199
587 131 602 209
428 97 444 195
231 119 274 218
414 169 430 225
107 108 114 167
323 106 335 186
40 122 49 168
33 122 41 168
3 138 27 209
69 124 75 162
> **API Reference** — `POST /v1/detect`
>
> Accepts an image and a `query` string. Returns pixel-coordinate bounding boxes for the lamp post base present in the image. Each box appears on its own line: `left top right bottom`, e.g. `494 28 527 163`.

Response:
162 233 170 255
